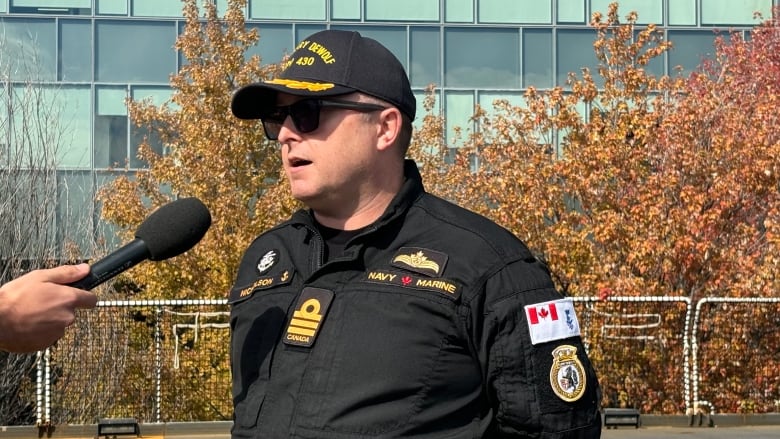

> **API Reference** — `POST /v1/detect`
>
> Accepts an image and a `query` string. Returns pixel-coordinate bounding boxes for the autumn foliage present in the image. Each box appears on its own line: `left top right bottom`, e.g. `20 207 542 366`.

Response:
410 3 780 412
98 0 298 300
413 4 780 302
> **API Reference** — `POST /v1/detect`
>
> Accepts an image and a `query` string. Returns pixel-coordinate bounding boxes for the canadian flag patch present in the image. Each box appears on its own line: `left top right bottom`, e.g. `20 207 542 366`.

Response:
524 298 581 345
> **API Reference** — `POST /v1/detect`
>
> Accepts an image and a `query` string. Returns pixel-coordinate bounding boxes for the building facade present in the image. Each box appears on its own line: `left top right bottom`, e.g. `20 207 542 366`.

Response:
0 0 775 252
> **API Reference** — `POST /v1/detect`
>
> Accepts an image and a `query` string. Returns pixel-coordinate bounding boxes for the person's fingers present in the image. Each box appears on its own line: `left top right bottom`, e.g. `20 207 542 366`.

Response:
71 290 98 309
39 264 90 284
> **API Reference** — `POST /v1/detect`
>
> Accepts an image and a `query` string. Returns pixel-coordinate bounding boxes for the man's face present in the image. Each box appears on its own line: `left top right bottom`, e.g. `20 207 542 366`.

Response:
273 93 381 213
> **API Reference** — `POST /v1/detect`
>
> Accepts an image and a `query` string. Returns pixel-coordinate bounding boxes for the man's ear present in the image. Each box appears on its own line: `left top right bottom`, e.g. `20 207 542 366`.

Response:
376 107 402 152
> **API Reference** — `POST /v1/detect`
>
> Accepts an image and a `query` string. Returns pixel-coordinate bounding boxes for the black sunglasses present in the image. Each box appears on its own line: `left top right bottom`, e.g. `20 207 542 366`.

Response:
260 99 387 140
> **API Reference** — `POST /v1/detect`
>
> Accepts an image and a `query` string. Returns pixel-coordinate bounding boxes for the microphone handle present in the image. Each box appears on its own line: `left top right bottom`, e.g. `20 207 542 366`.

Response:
68 239 150 290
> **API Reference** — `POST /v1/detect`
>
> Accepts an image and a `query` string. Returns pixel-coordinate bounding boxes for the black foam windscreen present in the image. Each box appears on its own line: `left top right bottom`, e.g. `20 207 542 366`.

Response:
134 197 212 261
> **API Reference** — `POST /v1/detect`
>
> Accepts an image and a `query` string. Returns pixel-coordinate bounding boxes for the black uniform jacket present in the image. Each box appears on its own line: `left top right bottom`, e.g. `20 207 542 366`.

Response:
229 160 602 438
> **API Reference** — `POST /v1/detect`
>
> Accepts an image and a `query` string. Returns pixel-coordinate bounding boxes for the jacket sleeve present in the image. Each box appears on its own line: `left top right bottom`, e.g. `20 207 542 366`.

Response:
474 257 602 438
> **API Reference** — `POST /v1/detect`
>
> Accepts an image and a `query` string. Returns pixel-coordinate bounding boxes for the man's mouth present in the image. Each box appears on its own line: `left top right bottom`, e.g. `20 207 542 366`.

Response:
289 158 312 168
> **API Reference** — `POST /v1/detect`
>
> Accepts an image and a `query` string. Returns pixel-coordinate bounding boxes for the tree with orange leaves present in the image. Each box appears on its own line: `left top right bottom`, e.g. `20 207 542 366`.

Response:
413 3 780 302
98 0 298 300
411 3 780 413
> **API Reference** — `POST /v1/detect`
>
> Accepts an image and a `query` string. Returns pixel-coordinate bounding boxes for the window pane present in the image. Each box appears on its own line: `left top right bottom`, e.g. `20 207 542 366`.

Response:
635 30 664 78
130 123 163 169
413 89 440 132
0 18 57 81
557 0 585 23
12 0 89 6
590 0 661 24
10 0 91 14
701 0 771 25
667 30 718 75
523 28 553 88
59 19 92 81
248 23 294 65
444 0 472 22
250 0 326 20
479 0 551 24
478 91 524 116
8 85 90 168
330 25 408 69
556 29 600 87
445 28 519 88
332 0 360 20
58 86 92 168
132 0 183 17
96 21 176 82
129 87 170 169
365 0 438 21
296 24 328 44
95 86 128 169
410 27 440 88
94 114 127 168
131 86 172 106
95 172 125 249
4 84 61 166
96 0 127 15
57 171 96 255
445 91 474 147
668 0 695 25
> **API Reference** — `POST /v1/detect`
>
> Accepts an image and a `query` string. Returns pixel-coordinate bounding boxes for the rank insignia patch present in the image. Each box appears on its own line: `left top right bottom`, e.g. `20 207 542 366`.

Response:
391 247 448 277
550 345 587 402
283 287 334 348
256 249 279 274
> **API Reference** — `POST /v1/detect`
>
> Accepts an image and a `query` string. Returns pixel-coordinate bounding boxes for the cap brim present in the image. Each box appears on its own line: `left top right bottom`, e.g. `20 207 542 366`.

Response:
231 81 355 120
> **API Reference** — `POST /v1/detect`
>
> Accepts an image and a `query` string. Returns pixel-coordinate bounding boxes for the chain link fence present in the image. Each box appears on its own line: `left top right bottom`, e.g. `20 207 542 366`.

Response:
9 296 780 426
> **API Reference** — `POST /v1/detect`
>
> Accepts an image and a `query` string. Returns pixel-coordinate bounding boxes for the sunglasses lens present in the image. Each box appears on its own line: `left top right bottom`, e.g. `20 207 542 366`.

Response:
261 121 281 140
290 100 321 134
260 107 287 140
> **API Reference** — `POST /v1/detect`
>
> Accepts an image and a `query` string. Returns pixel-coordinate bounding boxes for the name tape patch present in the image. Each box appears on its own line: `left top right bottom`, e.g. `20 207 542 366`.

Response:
229 269 294 303
364 269 460 300
524 298 581 345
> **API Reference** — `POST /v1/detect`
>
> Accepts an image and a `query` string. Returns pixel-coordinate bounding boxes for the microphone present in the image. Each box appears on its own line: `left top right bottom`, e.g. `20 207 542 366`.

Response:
68 197 212 290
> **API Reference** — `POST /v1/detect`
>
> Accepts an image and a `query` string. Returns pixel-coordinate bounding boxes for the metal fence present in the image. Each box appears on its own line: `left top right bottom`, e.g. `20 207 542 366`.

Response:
22 296 780 427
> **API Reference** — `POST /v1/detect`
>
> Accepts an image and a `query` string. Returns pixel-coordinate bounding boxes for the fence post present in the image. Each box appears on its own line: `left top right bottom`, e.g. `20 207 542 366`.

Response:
681 298 694 415
154 304 163 423
35 351 43 426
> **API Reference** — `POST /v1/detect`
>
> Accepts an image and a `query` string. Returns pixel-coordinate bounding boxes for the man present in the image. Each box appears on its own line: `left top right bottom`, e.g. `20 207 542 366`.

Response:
229 29 602 438
0 264 97 353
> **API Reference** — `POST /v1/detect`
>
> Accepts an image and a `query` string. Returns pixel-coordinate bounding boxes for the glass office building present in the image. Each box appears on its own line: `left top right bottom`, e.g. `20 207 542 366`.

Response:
0 0 775 251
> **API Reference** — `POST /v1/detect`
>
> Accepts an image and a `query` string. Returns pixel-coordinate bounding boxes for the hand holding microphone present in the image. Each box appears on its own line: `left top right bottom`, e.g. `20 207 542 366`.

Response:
69 196 212 290
1 197 210 353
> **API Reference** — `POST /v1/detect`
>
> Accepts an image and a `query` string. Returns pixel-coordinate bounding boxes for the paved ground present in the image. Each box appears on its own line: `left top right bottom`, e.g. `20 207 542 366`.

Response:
2 421 780 438
602 425 780 438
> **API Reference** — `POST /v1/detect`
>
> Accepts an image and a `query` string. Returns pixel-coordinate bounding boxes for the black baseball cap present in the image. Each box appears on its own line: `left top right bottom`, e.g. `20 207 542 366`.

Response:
231 30 416 121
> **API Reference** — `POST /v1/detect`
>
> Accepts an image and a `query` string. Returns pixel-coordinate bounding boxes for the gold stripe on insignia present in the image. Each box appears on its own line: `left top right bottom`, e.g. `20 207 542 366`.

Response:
266 78 335 92
290 318 319 329
287 325 316 336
